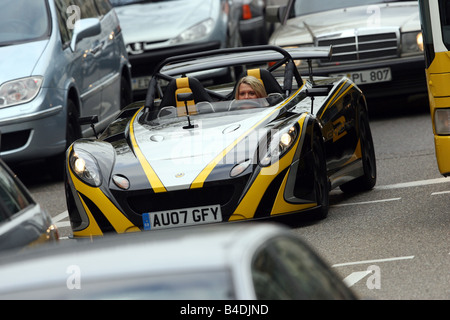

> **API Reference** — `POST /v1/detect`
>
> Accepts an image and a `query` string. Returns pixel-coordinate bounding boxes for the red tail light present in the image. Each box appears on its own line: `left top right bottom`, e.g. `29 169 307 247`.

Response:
242 4 252 20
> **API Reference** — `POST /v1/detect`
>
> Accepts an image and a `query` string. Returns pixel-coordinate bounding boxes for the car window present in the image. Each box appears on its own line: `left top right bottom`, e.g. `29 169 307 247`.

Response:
251 236 353 299
251 241 295 299
95 0 113 16
17 269 236 299
54 0 101 46
290 0 409 17
0 0 50 45
0 165 31 218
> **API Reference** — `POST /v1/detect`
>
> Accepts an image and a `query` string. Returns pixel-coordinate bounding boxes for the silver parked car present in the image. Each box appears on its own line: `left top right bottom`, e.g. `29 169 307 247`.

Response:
0 223 355 300
267 0 425 100
110 0 267 97
0 0 132 177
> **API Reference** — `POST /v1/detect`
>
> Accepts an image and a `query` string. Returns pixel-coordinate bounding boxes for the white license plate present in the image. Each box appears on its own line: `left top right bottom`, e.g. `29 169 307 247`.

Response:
132 76 151 91
142 205 222 231
330 67 392 85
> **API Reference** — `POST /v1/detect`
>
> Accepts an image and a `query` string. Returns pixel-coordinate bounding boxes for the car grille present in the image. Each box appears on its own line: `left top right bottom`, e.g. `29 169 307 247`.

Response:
316 28 399 65
0 130 31 152
126 184 237 216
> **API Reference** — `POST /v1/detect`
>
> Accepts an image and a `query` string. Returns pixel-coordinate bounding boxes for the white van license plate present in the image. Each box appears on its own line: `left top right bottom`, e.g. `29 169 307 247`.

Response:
142 205 222 231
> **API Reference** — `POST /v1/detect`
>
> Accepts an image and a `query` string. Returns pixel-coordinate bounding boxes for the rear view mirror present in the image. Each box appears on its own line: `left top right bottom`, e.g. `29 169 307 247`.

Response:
265 5 287 23
306 87 330 97
70 18 101 51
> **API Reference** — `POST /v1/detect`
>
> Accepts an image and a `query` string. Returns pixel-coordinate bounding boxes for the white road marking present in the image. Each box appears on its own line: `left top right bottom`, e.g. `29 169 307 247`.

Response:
52 210 68 223
431 190 450 195
55 221 71 228
331 197 401 207
332 255 415 268
375 177 449 190
343 270 372 287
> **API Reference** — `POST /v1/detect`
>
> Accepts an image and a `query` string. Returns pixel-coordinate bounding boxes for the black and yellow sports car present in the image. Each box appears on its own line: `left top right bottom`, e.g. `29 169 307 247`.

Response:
65 45 376 238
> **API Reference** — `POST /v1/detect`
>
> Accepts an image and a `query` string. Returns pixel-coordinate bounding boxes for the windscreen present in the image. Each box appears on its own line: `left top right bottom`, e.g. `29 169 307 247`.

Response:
147 96 283 127
0 0 50 45
290 0 409 17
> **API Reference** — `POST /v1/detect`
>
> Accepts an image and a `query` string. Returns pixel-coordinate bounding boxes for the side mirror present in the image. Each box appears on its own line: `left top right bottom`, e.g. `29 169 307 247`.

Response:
265 5 287 23
306 87 330 97
70 18 102 51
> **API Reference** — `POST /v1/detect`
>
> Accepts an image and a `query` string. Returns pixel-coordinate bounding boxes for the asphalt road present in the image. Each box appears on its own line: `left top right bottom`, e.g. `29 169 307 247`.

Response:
16 94 449 300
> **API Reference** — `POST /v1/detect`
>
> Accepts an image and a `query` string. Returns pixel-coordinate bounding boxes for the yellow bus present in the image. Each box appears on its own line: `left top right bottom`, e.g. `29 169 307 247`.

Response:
419 0 450 176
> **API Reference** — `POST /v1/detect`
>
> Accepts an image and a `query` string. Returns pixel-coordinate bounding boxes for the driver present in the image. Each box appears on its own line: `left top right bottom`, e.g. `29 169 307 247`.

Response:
235 76 267 100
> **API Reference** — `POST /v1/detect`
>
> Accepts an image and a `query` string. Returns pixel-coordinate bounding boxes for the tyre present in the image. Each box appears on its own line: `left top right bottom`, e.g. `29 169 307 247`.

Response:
339 107 377 193
120 75 132 109
311 131 329 220
47 99 81 180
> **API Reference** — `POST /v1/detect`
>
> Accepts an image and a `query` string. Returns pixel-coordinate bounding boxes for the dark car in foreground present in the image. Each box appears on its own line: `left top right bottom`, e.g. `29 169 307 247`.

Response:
0 223 356 300
267 0 425 99
65 45 376 238
0 157 58 252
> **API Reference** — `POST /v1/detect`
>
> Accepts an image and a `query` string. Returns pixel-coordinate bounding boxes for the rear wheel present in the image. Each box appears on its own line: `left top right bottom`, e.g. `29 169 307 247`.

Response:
339 108 376 193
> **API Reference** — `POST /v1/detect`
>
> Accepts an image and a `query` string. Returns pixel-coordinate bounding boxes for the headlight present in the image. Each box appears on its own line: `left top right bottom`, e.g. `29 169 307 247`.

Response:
401 32 423 55
0 76 43 108
69 148 102 187
230 159 252 177
435 108 450 135
260 124 298 167
171 19 214 44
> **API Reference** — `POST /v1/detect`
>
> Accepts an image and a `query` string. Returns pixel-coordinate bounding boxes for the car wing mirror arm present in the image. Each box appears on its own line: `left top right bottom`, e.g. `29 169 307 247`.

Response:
78 115 99 139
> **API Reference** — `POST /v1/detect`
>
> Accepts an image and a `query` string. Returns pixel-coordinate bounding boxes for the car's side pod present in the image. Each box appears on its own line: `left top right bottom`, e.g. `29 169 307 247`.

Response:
290 115 326 203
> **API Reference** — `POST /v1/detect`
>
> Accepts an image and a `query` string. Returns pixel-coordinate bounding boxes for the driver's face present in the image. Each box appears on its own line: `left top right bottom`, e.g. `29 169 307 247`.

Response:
238 83 258 100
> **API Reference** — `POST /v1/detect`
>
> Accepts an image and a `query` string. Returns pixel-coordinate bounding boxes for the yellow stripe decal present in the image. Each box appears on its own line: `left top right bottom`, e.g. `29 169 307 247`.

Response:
230 114 308 220
190 92 300 189
129 107 167 193
270 167 316 215
319 80 353 118
68 155 138 237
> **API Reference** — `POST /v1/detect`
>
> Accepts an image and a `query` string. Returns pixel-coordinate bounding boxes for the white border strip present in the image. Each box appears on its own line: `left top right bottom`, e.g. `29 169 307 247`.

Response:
331 197 401 207
332 255 415 268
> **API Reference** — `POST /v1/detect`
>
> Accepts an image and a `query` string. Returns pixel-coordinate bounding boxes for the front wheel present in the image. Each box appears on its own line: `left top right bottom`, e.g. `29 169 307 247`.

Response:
47 99 81 180
120 75 133 109
339 108 376 193
311 132 329 220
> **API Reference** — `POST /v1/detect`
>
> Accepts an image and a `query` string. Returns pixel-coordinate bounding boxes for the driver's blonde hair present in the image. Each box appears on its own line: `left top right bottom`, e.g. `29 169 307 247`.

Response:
235 76 267 100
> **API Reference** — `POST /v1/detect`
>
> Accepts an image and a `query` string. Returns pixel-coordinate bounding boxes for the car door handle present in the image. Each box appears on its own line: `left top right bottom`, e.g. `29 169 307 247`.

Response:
90 42 104 55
